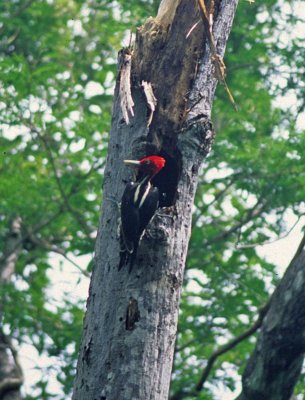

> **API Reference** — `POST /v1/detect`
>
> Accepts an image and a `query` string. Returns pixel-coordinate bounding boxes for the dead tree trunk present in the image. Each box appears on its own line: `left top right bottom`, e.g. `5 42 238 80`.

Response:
237 247 305 400
73 0 238 399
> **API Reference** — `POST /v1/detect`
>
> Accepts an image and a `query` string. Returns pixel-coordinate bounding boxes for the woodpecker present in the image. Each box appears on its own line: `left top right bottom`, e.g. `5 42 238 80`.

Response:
119 155 166 272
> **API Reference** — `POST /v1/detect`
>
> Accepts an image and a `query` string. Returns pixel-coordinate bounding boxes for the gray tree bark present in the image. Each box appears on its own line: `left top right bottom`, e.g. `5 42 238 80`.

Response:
0 217 23 400
237 247 305 400
72 0 238 399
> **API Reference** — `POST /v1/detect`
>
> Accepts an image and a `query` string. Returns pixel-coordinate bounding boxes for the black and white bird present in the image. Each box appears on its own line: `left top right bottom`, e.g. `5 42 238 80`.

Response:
119 155 166 272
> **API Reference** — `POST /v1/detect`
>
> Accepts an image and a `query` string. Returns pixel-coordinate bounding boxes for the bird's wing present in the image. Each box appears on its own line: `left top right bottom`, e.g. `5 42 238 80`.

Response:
120 182 140 253
139 186 159 235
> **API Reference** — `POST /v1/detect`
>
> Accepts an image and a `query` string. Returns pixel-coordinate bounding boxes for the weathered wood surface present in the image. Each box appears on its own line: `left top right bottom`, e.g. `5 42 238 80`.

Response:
237 250 305 400
73 1 238 399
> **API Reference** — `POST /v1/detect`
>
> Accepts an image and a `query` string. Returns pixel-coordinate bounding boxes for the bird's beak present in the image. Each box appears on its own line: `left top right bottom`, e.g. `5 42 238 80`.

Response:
123 160 141 166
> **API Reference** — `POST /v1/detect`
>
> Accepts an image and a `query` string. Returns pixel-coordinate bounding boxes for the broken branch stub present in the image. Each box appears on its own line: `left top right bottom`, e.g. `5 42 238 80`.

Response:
119 49 135 125
141 81 157 127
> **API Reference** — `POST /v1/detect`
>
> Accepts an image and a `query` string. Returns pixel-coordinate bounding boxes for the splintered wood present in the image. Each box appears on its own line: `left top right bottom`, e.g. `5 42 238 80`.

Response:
119 52 157 126
141 81 157 127
119 49 134 125
197 0 237 111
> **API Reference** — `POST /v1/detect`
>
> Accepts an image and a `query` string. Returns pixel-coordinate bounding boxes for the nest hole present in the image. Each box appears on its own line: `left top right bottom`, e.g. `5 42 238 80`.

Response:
134 142 182 208
151 148 182 207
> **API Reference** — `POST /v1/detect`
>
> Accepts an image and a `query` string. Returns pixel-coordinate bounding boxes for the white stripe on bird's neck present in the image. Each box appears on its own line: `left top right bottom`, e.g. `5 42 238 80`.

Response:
133 178 151 207
139 181 151 208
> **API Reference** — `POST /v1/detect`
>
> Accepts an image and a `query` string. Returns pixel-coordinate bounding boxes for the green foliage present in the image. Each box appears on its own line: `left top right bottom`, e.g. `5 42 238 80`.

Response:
0 0 131 398
171 1 305 398
1 0 305 399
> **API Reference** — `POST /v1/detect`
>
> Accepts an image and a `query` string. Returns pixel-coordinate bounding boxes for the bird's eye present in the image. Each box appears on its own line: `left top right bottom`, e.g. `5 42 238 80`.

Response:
143 160 150 165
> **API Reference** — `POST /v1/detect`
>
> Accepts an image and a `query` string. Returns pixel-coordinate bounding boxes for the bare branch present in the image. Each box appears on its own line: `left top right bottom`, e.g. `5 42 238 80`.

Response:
28 123 94 243
53 248 91 278
197 177 236 217
195 302 269 392
205 196 268 247
235 216 302 249
0 155 102 267
27 233 90 278
0 209 63 268
170 302 270 400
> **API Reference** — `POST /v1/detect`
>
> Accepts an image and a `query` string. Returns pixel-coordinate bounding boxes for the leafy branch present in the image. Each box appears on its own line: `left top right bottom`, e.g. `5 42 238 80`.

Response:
26 231 90 278
204 195 268 247
235 215 303 249
28 123 94 243
170 302 270 400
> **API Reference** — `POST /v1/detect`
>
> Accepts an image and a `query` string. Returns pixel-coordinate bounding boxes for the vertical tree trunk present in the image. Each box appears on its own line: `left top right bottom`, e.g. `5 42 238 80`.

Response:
73 1 238 399
237 248 305 400
0 217 23 400
0 333 23 400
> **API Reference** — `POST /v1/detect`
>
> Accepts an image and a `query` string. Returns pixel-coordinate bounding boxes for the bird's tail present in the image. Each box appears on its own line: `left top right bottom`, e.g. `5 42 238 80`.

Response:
119 224 139 272
118 245 138 273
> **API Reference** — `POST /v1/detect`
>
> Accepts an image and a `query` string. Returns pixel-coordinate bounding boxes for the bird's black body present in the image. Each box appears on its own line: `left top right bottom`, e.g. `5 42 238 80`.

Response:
118 155 166 272
119 176 159 272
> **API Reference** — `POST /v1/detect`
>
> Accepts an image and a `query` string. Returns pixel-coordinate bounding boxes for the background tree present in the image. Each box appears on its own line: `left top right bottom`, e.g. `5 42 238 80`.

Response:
1 0 305 399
